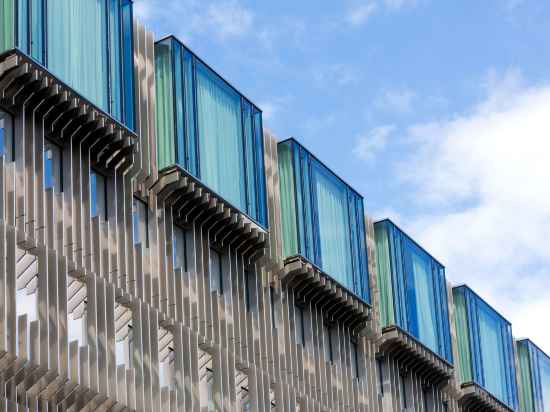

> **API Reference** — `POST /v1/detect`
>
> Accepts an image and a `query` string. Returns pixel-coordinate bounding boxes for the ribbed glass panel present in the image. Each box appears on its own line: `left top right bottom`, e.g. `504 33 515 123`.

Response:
453 288 472 383
517 340 550 412
277 139 370 302
108 0 122 120
374 220 452 362
196 60 246 210
453 285 518 410
48 0 109 110
278 142 298 258
518 341 535 412
154 37 268 228
0 0 15 52
155 39 176 170
121 0 134 130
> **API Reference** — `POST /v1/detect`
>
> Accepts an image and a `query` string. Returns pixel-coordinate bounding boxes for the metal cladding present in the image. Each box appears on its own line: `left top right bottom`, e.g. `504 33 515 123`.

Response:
0 13 529 412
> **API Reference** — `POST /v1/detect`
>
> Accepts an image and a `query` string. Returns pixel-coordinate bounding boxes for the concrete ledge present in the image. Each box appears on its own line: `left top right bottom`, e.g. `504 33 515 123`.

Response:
281 255 370 336
0 49 136 171
458 382 514 412
152 166 267 261
378 325 453 386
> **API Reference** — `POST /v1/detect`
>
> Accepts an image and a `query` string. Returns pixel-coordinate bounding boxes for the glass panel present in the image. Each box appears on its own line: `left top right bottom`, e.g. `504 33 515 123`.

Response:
173 43 186 168
253 109 267 226
0 0 15 52
242 100 257 219
108 0 122 120
30 0 44 62
0 110 13 160
90 172 107 219
173 225 187 271
277 142 298 258
453 289 473 383
17 0 28 53
374 223 395 327
183 49 198 175
121 0 134 130
48 0 109 111
155 40 176 170
196 61 246 211
312 161 352 286
541 354 550 412
517 341 535 412
44 142 62 192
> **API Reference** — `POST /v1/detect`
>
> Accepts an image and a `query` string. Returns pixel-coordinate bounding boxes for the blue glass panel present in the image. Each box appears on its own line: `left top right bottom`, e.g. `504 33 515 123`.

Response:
30 0 44 62
121 0 135 130
253 109 267 226
0 110 12 159
108 0 122 121
242 100 257 219
17 0 28 53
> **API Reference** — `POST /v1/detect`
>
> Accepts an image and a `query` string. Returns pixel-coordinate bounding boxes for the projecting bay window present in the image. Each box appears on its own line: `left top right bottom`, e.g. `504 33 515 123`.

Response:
453 285 518 410
155 37 268 228
173 225 188 272
0 109 13 160
0 0 135 128
278 138 370 302
374 219 453 363
517 339 550 412
91 171 108 220
133 197 149 247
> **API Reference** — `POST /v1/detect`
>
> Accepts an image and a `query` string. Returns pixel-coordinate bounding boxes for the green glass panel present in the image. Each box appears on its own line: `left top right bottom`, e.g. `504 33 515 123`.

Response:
278 142 298 259
0 0 15 52
374 223 395 327
155 40 175 170
518 342 535 412
453 289 473 383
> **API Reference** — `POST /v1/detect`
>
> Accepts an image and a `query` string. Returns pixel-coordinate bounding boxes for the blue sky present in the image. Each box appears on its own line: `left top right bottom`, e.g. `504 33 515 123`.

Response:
135 0 550 352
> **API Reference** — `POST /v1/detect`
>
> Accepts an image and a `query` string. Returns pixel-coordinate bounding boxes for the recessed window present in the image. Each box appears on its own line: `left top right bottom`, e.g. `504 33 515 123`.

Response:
324 323 333 363
294 304 306 347
0 110 13 161
91 171 107 220
269 287 277 330
351 340 360 379
244 268 256 313
377 356 385 395
173 225 187 271
401 372 409 409
133 197 149 247
209 247 223 294
44 141 63 192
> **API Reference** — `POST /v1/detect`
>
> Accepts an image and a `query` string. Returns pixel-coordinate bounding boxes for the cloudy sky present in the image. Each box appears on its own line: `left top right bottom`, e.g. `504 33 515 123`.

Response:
134 0 550 353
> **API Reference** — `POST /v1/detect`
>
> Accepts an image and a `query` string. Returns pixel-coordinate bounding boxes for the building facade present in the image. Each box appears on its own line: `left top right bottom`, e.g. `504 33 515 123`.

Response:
0 1 547 411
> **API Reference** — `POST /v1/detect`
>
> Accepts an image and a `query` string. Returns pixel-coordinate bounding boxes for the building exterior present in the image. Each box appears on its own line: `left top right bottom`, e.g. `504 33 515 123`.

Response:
0 0 546 411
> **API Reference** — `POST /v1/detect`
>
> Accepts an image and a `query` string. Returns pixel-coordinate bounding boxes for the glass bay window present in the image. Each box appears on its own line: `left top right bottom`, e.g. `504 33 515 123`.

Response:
0 0 135 129
453 285 518 410
374 219 453 363
517 339 550 412
277 138 370 302
155 37 268 228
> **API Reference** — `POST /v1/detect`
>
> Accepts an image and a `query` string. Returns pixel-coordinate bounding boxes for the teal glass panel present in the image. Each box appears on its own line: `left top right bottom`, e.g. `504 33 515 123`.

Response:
173 42 185 168
48 0 109 111
374 220 452 362
242 100 257 219
312 160 352 286
30 0 44 62
183 49 198 176
155 39 175 170
277 138 370 302
253 109 267 225
1 0 15 52
17 0 28 53
453 286 518 410
196 60 246 211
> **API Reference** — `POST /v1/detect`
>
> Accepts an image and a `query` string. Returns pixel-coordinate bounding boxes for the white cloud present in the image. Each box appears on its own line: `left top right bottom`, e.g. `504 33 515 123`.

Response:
132 0 254 41
376 88 416 114
383 0 418 10
397 68 550 353
353 125 395 161
347 2 378 26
